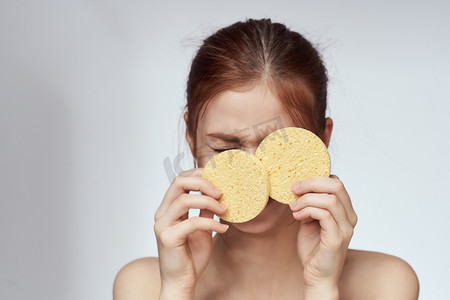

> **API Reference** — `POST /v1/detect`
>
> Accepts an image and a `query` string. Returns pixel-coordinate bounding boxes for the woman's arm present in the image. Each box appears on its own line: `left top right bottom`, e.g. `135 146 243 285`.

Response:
113 257 161 300
372 254 419 300
340 250 419 300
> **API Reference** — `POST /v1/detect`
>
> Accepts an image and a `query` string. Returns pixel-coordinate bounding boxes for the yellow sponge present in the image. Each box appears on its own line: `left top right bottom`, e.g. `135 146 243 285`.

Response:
202 149 270 223
255 127 330 204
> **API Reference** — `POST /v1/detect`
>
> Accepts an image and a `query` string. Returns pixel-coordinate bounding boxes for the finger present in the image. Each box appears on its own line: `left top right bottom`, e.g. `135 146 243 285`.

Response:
160 217 229 248
292 206 342 248
163 194 227 225
290 193 353 233
291 175 357 227
155 173 223 221
327 174 357 227
198 210 216 236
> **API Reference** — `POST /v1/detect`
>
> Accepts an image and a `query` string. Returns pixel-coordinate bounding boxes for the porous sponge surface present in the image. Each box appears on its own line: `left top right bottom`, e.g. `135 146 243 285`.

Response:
255 127 331 204
202 149 270 223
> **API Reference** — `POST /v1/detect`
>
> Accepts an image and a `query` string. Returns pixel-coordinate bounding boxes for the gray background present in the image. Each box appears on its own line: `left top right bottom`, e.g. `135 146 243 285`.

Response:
1 1 449 299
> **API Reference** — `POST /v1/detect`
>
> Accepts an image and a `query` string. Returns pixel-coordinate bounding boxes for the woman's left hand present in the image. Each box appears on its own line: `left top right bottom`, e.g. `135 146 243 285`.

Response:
289 174 358 297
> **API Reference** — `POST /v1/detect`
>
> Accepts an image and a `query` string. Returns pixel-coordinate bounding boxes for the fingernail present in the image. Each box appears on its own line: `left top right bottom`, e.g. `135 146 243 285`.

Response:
292 182 301 193
220 203 227 210
215 188 223 195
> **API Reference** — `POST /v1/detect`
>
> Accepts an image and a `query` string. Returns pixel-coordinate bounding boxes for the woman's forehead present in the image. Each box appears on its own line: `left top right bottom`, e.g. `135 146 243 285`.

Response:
199 84 294 141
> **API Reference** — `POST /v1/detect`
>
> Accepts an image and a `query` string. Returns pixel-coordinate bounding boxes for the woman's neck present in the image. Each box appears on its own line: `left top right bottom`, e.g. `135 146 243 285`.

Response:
201 218 305 297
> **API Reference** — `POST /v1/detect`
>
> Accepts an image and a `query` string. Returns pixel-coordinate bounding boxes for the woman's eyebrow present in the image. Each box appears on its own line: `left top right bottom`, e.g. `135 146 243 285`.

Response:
206 132 241 142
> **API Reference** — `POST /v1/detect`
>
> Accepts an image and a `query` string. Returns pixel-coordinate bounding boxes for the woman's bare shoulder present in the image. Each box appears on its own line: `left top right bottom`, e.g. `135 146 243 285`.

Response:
112 251 420 299
113 256 161 300
341 249 420 300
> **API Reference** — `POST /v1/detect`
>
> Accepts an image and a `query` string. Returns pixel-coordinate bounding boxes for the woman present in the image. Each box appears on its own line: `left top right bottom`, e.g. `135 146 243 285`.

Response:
114 18 419 299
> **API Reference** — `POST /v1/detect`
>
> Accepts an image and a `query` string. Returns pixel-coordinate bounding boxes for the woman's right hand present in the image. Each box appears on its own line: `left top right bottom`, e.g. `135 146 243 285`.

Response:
154 167 229 299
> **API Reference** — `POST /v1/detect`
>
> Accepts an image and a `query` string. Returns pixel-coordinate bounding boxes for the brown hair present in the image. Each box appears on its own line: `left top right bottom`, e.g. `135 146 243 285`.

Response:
185 18 328 159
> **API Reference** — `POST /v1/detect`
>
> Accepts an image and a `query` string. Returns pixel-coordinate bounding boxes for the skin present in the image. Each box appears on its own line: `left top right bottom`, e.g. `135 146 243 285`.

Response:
113 83 420 299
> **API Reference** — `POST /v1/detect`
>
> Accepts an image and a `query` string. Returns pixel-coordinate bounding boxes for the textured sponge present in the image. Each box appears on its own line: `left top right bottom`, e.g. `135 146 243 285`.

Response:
202 149 270 223
255 127 330 204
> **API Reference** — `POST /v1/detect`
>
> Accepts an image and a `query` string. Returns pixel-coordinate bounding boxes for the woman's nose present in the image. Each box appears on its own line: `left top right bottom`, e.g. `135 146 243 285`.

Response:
241 146 258 156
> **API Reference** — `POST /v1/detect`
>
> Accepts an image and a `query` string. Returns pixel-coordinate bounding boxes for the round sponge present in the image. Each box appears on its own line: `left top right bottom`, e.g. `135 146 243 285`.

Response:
202 149 270 223
255 127 331 204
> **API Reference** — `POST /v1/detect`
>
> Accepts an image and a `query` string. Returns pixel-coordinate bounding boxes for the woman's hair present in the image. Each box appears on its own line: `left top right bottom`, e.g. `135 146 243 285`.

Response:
185 18 329 159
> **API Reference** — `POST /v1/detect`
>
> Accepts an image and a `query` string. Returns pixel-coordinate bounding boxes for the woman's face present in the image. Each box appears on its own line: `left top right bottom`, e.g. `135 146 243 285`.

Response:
192 83 300 233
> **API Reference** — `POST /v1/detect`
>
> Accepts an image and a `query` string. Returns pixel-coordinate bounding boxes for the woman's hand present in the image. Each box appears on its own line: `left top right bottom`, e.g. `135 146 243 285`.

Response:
154 168 229 299
289 174 358 298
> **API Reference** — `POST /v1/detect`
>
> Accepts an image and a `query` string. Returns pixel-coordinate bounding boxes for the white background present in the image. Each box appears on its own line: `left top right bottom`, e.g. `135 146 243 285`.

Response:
1 1 449 299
